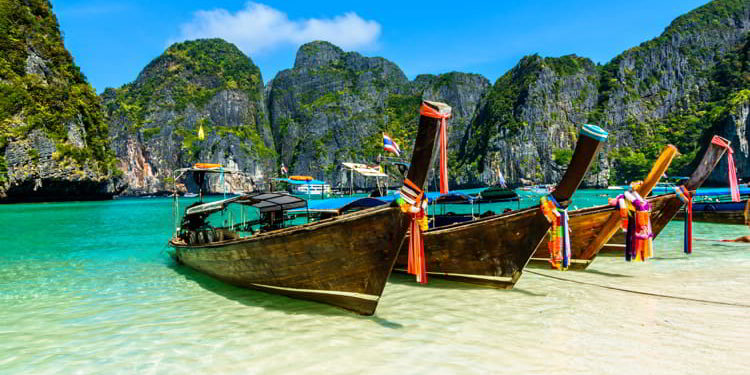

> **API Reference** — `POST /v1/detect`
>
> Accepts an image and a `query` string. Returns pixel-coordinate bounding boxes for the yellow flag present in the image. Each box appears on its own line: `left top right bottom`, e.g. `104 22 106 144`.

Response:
197 124 205 140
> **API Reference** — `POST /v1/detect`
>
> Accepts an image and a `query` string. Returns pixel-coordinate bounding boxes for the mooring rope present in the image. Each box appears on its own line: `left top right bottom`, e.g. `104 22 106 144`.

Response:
525 269 750 308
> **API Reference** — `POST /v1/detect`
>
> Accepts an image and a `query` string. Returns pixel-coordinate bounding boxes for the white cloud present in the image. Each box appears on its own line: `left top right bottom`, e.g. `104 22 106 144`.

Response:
171 2 381 54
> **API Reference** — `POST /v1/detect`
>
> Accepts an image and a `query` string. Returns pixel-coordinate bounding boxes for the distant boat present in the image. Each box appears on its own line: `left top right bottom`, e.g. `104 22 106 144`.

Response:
673 187 750 225
649 182 677 195
342 162 389 197
607 185 624 190
275 176 332 196
478 185 519 202
675 199 749 225
183 192 198 198
522 184 553 195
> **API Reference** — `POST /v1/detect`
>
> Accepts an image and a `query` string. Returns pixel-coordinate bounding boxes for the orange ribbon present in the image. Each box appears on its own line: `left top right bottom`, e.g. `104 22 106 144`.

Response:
401 178 427 283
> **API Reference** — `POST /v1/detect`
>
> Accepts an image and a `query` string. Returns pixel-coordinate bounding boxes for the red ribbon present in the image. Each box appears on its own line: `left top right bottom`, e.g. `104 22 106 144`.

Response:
685 192 693 254
420 103 451 194
711 136 740 202
676 186 693 254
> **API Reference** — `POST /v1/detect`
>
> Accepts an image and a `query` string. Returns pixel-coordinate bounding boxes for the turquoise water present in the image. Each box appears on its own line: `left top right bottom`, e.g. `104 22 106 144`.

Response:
1 190 749 374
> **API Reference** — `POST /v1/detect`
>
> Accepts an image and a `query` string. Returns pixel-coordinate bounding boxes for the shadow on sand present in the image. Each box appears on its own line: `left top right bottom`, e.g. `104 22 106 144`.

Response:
387 272 547 297
168 263 404 328
582 268 633 278
508 288 547 297
387 272 484 290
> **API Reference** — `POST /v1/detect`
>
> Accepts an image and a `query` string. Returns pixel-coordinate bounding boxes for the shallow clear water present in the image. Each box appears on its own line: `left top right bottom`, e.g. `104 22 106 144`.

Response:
1 190 748 374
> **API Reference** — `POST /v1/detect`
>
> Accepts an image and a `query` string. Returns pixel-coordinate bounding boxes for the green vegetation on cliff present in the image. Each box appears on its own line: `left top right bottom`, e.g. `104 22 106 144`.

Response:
462 55 540 171
111 39 264 128
458 0 750 185
608 30 750 183
0 0 116 180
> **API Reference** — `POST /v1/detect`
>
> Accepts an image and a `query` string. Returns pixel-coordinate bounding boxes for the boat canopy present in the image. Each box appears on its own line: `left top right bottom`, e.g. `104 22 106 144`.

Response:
173 164 244 175
185 192 307 216
274 177 328 185
435 192 474 204
342 162 388 177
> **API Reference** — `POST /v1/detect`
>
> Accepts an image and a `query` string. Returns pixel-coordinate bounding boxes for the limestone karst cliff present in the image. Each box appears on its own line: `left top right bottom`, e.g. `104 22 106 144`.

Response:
102 39 274 194
5 0 750 201
0 0 120 202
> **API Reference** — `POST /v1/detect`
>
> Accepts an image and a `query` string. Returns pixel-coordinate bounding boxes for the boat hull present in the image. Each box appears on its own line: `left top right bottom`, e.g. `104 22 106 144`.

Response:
673 199 749 225
529 203 623 270
395 206 550 288
173 206 405 315
394 125 607 288
529 145 680 269
531 140 728 266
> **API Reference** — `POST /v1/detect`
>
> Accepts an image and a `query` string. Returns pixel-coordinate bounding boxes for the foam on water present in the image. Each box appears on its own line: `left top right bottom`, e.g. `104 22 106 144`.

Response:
1 191 749 374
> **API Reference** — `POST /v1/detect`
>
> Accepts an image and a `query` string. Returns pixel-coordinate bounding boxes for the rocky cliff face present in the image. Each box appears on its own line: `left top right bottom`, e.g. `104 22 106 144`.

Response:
458 0 750 187
267 41 408 188
6 0 750 201
0 0 120 202
103 39 274 195
457 55 604 187
266 41 490 189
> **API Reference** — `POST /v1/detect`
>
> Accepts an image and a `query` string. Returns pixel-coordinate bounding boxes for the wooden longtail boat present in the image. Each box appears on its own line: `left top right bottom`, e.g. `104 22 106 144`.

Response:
599 138 730 255
168 100 450 315
393 124 608 288
527 144 679 270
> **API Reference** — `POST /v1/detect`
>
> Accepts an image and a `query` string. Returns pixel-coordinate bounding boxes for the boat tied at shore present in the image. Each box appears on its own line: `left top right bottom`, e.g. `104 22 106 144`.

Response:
168 100 450 315
600 135 733 257
392 123 608 288
529 144 679 269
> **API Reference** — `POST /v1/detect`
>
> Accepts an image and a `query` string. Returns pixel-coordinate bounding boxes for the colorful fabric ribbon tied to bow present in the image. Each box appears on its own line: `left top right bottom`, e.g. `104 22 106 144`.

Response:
609 189 653 261
398 178 429 283
540 195 571 270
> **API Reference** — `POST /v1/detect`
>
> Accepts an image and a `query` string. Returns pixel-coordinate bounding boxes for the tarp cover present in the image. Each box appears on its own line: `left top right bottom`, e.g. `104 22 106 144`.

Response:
185 192 307 216
342 162 388 177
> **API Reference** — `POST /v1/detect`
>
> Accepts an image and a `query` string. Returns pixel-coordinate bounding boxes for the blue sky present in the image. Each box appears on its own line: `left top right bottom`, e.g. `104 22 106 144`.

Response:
53 0 711 92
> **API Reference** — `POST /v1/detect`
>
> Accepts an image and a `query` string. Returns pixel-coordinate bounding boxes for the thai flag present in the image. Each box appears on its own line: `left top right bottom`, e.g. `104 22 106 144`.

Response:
383 134 400 156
